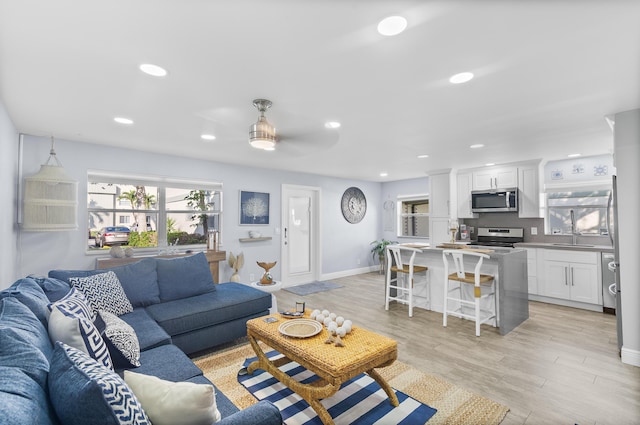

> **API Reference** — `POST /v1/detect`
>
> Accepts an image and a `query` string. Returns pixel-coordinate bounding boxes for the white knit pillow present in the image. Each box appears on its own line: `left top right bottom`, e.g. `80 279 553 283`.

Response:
124 371 221 424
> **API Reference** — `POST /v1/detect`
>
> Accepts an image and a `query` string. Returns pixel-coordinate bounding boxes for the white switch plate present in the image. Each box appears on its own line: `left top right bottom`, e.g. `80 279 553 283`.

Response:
531 227 538 235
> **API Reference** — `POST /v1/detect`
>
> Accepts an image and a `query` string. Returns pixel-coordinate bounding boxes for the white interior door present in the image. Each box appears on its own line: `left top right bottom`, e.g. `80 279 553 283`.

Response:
281 185 320 286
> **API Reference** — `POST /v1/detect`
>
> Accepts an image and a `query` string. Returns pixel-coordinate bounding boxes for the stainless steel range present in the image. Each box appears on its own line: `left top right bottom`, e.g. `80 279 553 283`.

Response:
468 227 524 248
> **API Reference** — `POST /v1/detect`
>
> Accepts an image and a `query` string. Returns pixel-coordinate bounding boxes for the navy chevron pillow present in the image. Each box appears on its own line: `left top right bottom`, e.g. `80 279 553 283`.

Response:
49 342 150 425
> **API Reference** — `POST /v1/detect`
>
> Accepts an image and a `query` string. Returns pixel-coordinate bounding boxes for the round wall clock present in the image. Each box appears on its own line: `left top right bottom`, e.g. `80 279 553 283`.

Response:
341 187 367 223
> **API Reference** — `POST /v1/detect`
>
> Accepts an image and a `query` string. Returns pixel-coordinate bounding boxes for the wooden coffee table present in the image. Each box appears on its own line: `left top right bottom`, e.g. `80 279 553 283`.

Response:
246 314 399 425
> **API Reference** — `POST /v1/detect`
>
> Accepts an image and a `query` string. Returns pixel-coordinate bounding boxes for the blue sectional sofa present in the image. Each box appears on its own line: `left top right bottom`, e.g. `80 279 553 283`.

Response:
0 252 282 425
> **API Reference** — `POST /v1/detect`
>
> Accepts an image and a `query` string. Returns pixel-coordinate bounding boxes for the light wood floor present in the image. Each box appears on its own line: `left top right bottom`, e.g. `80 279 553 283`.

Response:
273 272 640 425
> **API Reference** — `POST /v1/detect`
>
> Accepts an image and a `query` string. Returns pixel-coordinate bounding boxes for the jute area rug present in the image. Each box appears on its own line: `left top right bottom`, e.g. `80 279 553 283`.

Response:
193 342 509 425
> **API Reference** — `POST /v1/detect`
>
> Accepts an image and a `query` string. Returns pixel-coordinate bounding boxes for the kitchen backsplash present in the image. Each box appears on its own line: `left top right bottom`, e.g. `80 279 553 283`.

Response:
461 213 612 246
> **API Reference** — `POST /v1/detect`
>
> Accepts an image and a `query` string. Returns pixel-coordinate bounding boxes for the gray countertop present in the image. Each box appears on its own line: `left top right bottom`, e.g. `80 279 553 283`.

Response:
515 242 614 253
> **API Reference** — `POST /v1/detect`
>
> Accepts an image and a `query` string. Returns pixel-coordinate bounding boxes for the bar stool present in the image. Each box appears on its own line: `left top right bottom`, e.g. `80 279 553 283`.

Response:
442 249 496 336
385 245 429 317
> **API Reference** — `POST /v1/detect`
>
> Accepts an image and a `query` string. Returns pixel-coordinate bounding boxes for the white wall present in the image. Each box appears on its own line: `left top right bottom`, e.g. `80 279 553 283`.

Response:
380 176 430 243
7 134 381 288
613 108 640 367
0 101 18 288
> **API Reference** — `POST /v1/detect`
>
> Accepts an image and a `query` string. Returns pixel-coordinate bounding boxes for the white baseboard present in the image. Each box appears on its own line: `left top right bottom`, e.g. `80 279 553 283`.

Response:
320 266 378 281
621 347 640 367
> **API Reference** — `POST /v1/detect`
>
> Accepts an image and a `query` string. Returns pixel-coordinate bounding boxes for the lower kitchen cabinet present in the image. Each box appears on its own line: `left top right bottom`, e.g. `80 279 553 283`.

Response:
539 249 600 305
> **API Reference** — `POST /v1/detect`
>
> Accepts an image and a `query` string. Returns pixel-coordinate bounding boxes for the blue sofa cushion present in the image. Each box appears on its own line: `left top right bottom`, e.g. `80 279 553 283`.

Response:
129 344 203 382
0 277 51 326
49 258 161 308
0 297 52 359
34 276 72 302
0 328 49 389
119 308 171 351
145 283 270 336
48 342 151 425
69 271 134 317
0 366 56 425
155 252 215 302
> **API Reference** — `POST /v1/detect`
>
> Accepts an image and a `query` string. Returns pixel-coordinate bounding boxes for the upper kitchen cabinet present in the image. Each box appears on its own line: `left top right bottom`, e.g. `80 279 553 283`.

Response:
472 166 518 190
518 161 543 218
456 171 476 219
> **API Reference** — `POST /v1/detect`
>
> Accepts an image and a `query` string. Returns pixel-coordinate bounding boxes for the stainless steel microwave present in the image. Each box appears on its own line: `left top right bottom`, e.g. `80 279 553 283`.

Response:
471 188 518 212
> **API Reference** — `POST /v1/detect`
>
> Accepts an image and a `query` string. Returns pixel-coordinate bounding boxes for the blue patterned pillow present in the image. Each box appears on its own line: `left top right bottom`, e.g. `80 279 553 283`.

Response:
52 286 95 320
49 342 150 425
70 271 133 317
96 310 141 369
48 289 113 370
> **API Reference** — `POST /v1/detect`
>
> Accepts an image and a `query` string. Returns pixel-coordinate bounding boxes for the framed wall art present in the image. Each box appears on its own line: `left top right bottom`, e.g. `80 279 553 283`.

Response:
239 190 270 225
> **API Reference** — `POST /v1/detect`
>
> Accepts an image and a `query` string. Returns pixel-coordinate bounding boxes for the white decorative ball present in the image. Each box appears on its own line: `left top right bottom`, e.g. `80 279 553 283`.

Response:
310 310 320 320
316 314 325 323
343 320 353 334
329 313 337 321
336 316 344 326
328 322 338 333
322 309 330 317
323 317 333 327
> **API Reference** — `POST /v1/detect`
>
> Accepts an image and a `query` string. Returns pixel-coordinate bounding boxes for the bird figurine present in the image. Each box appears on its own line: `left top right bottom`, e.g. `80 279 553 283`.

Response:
228 252 244 282
257 261 277 285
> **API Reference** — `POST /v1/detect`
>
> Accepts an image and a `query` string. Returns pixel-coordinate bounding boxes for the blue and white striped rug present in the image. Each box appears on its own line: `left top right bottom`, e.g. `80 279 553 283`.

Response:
238 351 437 425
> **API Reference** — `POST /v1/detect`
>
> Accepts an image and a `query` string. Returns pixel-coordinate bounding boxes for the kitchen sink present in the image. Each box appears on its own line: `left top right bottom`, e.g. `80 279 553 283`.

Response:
552 243 595 248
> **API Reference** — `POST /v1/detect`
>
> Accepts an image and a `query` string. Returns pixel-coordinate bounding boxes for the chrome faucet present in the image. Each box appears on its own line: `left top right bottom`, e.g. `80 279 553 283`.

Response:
570 209 578 245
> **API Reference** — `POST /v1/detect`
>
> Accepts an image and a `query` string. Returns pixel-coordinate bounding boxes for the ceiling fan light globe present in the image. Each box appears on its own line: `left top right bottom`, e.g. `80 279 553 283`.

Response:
250 138 276 150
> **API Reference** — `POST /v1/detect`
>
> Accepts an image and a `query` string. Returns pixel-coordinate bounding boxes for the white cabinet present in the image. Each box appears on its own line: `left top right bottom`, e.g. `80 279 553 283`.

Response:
456 172 476 218
540 249 600 305
428 171 451 245
524 248 538 295
472 166 518 190
518 163 541 218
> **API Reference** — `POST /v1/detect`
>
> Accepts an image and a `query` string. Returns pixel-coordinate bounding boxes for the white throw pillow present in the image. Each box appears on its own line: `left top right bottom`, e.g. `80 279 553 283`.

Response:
124 371 221 425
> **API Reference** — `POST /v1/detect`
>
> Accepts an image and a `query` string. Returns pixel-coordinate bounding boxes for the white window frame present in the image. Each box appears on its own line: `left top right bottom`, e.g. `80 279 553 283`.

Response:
87 171 223 254
544 183 611 236
397 194 430 239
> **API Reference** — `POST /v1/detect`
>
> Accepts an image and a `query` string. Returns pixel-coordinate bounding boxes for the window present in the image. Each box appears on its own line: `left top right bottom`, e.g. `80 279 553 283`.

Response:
87 172 222 251
398 196 429 238
545 189 610 235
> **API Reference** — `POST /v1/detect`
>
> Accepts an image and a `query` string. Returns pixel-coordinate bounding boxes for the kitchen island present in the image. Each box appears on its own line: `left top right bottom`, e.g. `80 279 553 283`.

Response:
392 244 529 335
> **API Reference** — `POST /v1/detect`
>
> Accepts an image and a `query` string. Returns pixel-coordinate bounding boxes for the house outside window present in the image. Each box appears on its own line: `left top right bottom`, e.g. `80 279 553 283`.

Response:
398 196 429 238
545 188 610 235
87 172 222 251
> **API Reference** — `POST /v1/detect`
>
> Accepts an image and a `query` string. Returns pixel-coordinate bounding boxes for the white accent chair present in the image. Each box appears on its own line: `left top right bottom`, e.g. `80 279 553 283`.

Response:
384 245 429 317
442 249 496 336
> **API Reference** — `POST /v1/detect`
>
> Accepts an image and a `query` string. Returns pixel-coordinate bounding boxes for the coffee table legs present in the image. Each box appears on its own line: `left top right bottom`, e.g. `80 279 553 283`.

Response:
246 334 398 425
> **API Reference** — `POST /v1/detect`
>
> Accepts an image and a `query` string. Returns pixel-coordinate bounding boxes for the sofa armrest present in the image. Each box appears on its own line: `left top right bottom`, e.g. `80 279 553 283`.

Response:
217 400 282 425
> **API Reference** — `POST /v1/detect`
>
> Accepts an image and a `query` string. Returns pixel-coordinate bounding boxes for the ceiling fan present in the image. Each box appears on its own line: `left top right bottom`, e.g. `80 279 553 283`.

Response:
246 98 340 154
249 99 277 151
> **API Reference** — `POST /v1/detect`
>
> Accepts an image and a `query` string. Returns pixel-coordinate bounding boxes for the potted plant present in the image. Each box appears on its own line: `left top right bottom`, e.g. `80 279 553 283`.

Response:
370 239 396 274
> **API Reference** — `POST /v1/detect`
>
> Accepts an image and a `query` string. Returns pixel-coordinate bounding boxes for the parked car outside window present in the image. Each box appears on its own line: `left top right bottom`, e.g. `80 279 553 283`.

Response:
94 226 131 248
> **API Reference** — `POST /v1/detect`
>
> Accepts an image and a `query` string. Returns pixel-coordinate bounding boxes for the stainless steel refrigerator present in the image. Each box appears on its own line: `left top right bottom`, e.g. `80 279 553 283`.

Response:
607 175 622 352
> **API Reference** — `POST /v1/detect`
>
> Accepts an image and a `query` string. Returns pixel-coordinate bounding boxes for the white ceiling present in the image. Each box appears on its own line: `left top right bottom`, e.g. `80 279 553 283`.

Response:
1 1 638 182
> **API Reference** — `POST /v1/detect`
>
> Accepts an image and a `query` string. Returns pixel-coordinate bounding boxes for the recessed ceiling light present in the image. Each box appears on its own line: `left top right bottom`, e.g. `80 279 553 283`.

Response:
485 163 495 167
449 72 474 84
377 16 407 36
114 117 134 125
201 134 216 141
380 172 388 177
417 154 429 159
324 121 341 129
139 63 167 77
470 143 484 149
567 153 581 158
